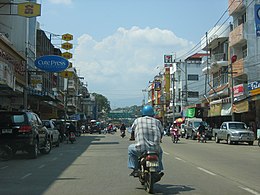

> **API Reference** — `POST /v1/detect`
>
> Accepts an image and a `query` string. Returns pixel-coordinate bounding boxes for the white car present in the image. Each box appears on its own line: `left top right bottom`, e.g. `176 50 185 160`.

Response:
43 120 60 147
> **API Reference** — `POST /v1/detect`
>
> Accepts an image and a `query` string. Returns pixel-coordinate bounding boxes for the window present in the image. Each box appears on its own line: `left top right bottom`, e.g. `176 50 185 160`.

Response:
188 91 199 98
188 74 199 81
221 67 228 84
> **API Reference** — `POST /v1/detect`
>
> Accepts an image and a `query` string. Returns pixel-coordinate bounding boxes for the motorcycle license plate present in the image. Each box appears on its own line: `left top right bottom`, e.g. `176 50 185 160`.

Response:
146 161 159 167
2 129 12 134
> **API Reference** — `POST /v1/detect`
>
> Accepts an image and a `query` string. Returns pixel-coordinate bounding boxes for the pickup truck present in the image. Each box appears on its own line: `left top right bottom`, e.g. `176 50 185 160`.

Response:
214 121 255 145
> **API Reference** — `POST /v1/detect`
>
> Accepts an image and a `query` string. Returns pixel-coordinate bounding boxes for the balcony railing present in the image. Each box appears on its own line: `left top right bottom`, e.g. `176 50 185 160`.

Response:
228 0 244 15
229 23 245 47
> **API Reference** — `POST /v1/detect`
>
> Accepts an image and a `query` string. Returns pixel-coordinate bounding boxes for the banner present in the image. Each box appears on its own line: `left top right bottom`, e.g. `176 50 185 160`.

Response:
255 4 260 36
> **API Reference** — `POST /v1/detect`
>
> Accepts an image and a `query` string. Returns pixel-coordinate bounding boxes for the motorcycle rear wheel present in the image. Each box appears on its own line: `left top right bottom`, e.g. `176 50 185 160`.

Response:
145 172 155 194
0 145 13 161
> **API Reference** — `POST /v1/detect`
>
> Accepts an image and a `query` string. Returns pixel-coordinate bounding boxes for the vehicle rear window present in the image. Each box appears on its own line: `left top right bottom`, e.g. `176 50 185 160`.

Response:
229 123 246 129
0 113 25 125
43 121 51 128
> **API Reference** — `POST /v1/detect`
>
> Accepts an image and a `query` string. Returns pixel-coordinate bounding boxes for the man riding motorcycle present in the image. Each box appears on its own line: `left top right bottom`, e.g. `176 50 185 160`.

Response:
128 105 164 181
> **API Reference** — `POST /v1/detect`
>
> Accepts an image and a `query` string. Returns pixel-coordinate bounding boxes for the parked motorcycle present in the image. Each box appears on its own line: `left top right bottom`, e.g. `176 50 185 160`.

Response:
137 151 161 194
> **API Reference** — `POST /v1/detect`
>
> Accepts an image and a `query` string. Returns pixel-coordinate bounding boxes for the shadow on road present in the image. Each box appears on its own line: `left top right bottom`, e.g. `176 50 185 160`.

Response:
154 184 195 194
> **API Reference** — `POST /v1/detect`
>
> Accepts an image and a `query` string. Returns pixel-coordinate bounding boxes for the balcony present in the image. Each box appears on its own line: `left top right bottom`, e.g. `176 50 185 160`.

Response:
229 23 246 47
68 79 76 93
232 58 245 77
228 0 245 15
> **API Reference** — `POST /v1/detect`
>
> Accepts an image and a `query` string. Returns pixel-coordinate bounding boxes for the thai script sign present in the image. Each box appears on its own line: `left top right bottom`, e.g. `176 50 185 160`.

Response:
233 84 245 97
35 55 69 72
248 81 260 91
18 2 41 17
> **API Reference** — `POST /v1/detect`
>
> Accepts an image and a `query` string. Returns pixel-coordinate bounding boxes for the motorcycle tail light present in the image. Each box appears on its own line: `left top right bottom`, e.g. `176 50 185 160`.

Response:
18 125 32 133
146 155 159 161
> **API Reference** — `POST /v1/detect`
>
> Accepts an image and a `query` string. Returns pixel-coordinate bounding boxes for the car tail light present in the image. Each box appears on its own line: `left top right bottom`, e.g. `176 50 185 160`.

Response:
18 125 32 133
146 155 159 161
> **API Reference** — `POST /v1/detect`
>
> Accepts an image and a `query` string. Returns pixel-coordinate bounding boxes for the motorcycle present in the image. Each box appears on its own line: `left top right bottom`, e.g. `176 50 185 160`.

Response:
137 151 161 194
0 144 13 161
198 132 206 143
171 128 179 144
120 131 126 138
67 132 76 144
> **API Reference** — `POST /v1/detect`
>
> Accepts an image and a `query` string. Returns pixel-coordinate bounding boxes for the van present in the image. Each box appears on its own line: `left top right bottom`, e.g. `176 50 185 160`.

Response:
184 118 211 140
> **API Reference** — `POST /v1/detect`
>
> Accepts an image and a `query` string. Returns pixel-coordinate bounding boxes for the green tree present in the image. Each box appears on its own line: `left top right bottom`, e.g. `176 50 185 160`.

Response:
92 93 111 114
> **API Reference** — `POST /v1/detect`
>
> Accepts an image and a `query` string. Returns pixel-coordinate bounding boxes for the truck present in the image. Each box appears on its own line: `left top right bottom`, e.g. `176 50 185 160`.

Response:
214 121 255 145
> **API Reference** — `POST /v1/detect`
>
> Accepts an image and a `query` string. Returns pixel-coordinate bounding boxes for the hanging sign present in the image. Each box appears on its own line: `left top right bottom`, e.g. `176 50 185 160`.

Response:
35 55 69 72
18 2 41 17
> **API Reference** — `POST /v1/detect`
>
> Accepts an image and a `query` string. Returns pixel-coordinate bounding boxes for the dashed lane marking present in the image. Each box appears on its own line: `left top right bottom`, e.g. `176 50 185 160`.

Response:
21 173 32 179
0 166 8 170
239 186 260 195
38 164 45 169
197 167 217 176
175 157 186 163
163 151 170 155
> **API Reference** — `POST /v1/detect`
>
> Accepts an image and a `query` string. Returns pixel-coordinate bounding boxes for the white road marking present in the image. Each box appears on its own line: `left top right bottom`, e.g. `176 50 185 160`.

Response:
0 166 8 170
21 173 32 179
239 186 260 195
38 164 45 169
175 157 186 163
51 157 58 161
197 167 216 176
163 151 170 155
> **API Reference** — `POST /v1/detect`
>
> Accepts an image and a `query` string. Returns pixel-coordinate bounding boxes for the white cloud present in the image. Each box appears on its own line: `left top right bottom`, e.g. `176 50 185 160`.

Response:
47 0 72 5
74 26 194 108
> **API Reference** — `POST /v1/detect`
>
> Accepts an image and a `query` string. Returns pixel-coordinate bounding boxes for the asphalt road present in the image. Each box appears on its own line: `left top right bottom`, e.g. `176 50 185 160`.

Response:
0 132 259 195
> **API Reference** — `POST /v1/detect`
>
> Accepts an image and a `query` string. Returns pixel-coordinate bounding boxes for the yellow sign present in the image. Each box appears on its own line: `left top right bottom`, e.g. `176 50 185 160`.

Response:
61 42 73 50
60 71 74 78
62 33 73 41
18 2 41 17
62 52 73 59
249 88 260 96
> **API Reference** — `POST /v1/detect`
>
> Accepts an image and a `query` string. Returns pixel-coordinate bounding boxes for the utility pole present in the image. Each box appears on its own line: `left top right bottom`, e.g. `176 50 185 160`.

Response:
230 55 237 121
172 69 176 123
184 61 188 107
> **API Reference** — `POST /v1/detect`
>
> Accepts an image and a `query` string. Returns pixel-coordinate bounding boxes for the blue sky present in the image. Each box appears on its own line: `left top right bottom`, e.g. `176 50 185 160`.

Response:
37 0 229 108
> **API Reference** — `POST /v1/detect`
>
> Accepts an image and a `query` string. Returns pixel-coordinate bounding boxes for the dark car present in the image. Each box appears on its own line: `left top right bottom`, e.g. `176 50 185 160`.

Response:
0 111 52 159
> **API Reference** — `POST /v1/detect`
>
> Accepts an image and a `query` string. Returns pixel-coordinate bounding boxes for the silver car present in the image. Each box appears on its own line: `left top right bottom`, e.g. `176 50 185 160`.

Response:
215 121 255 145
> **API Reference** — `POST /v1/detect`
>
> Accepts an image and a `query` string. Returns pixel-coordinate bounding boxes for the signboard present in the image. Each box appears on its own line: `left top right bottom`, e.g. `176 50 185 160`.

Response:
62 52 73 59
233 84 244 97
164 55 173 63
18 2 41 17
154 80 161 91
61 42 73 50
62 33 73 41
30 75 42 91
60 71 74 78
34 55 69 72
255 4 260 36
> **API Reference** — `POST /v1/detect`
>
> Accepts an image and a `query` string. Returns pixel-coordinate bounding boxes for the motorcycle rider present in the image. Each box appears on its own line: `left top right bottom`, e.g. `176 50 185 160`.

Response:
197 122 206 142
120 123 126 138
128 105 164 181
170 121 180 141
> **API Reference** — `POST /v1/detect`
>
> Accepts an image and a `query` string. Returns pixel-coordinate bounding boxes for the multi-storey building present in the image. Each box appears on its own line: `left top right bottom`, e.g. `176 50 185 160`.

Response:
228 0 260 136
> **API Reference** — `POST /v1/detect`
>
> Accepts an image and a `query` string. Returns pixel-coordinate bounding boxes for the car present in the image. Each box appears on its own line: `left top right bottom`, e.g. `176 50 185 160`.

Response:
184 118 212 140
42 120 60 147
0 111 52 159
215 121 255 145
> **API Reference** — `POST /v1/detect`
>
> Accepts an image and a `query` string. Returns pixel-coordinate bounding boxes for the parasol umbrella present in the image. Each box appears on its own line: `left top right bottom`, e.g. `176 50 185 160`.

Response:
175 118 184 123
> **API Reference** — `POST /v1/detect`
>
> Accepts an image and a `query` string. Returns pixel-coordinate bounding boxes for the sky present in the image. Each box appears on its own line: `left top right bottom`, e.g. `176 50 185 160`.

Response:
37 0 229 109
